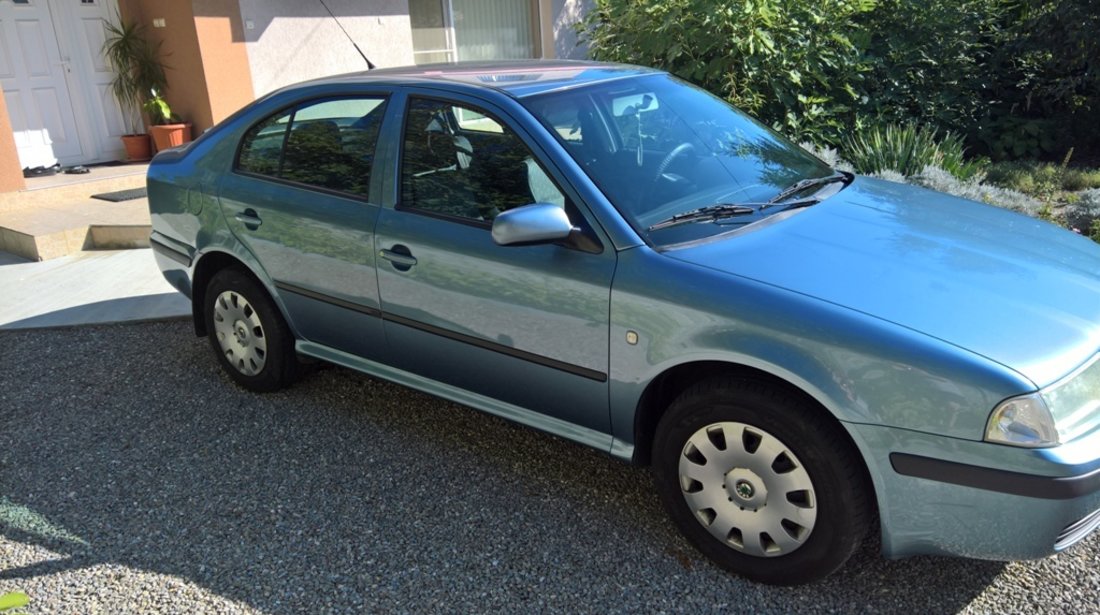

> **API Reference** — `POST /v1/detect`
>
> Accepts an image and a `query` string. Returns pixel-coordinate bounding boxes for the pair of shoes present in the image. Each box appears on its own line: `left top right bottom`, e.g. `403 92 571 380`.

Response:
63 165 90 174
22 164 60 178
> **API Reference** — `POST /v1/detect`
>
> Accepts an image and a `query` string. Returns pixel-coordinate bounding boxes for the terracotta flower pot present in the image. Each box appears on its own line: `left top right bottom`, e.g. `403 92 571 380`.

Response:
150 123 193 152
121 134 152 161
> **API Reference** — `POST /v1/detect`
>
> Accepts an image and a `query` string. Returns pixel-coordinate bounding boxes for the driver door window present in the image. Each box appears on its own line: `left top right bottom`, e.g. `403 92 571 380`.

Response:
400 97 565 222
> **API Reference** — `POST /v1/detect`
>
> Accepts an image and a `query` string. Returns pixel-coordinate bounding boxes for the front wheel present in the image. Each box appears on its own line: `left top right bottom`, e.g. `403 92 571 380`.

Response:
652 377 871 585
204 267 298 392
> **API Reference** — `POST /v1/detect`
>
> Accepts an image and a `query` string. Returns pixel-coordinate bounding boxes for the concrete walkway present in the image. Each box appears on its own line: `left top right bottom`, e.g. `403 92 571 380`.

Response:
0 248 189 329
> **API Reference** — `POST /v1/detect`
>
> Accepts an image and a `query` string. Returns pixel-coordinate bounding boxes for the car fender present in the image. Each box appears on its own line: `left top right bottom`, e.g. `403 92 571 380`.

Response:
608 246 1036 454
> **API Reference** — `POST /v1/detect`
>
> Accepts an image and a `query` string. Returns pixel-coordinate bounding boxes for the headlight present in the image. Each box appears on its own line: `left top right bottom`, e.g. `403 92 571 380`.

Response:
986 394 1059 447
987 354 1100 448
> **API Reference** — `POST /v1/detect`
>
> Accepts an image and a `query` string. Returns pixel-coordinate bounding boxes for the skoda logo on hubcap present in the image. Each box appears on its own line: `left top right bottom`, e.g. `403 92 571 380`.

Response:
234 321 249 344
735 479 754 499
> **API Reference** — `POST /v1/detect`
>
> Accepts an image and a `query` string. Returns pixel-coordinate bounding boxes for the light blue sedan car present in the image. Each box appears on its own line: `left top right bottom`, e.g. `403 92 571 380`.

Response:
148 60 1100 584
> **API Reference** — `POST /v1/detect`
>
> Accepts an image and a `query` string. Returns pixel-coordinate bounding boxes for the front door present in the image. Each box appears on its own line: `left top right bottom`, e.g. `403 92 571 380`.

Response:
51 0 126 163
374 93 615 434
0 0 85 168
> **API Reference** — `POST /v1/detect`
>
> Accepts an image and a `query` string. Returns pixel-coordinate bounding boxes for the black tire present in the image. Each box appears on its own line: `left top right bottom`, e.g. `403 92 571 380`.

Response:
203 267 298 392
652 376 871 585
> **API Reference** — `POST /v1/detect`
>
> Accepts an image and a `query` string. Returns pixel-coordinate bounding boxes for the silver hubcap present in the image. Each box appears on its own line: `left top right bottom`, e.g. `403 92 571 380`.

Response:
212 290 267 376
678 422 817 557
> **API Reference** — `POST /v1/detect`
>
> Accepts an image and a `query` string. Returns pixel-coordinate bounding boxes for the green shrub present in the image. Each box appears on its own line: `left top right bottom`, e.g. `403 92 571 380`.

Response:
840 123 985 179
1063 169 1100 192
580 0 877 145
985 161 1100 195
1065 189 1100 235
579 0 1100 159
856 0 1003 136
912 166 1042 216
985 0 1100 157
984 162 1038 194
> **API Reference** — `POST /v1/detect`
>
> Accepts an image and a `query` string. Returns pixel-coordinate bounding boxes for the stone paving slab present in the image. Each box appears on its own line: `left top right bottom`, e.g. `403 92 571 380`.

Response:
0 248 189 329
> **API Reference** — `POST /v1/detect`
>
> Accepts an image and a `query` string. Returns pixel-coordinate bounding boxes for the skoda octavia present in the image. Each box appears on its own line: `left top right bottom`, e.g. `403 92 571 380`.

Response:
148 60 1100 584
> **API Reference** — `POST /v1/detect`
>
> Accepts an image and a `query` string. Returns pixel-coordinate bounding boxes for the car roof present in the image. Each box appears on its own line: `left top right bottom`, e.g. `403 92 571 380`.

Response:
297 60 662 99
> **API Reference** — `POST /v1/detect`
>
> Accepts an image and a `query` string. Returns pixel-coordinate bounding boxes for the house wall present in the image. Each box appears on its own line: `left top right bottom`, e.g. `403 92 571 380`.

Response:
119 0 254 135
0 0 594 194
0 94 25 192
550 0 591 60
192 0 257 126
237 0 416 98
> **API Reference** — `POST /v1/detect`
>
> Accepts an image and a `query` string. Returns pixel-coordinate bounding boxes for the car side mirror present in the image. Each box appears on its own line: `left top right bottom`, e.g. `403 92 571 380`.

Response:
491 203 575 246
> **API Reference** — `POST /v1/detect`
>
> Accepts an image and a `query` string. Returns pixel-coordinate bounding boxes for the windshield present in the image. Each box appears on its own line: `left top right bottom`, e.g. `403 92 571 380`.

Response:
522 74 837 245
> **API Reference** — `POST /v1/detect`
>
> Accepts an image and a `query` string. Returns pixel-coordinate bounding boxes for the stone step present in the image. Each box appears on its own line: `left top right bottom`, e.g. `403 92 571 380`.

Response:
0 197 151 261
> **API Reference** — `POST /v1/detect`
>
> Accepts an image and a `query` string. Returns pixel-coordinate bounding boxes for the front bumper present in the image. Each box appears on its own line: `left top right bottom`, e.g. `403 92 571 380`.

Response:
847 422 1100 560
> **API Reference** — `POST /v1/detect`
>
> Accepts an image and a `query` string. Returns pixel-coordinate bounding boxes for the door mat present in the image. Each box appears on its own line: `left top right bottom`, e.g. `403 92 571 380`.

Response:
91 187 148 202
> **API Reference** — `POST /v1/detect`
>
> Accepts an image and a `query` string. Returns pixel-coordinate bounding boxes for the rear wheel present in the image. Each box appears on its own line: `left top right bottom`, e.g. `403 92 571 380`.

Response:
652 377 871 585
204 267 297 392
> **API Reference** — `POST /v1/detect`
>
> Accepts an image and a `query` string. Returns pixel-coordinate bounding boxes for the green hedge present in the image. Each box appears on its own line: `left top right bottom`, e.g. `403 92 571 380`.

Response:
579 0 1100 160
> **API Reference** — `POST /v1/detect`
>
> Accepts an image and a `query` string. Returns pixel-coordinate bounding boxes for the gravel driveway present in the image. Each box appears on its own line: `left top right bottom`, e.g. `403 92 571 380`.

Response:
1 321 1098 613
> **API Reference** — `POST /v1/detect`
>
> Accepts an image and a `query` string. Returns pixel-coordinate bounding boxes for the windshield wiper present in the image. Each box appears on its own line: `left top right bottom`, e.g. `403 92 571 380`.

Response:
647 204 755 231
647 197 822 232
758 196 822 213
768 172 848 204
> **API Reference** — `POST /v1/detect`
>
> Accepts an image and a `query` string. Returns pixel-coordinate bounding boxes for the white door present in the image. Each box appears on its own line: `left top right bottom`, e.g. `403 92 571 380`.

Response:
0 0 86 168
52 0 125 163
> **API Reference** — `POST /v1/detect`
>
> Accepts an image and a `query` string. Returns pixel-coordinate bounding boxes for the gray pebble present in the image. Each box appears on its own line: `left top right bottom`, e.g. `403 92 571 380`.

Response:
0 321 1097 613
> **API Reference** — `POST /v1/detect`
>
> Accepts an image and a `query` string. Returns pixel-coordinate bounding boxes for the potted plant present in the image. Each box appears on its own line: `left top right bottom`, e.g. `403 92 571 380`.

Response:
102 15 167 161
144 89 191 152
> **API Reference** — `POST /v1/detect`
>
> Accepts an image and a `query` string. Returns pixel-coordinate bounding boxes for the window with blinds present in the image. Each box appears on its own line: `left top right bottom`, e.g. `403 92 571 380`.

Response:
410 0 540 65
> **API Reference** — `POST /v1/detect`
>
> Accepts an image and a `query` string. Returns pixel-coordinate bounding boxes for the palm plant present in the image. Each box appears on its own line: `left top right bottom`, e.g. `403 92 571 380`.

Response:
102 15 167 136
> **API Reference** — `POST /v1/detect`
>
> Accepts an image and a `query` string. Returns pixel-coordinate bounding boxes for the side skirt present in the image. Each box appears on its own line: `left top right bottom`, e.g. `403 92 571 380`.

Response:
297 340 625 458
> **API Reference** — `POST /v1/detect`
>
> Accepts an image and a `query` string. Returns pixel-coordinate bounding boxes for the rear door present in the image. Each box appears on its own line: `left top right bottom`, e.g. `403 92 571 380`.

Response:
219 93 391 360
373 90 617 435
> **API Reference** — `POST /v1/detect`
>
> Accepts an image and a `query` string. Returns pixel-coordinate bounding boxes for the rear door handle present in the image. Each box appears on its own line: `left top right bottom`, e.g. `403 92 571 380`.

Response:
235 209 262 230
379 245 417 271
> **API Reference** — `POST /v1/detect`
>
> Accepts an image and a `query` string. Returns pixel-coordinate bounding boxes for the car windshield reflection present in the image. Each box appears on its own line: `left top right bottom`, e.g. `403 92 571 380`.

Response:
523 73 840 244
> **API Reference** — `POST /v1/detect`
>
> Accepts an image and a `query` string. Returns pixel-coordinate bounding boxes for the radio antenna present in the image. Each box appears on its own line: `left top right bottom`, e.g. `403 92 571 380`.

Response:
317 0 376 69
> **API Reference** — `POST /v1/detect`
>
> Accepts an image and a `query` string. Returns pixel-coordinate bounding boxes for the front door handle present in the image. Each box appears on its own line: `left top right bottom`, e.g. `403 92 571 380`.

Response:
235 209 262 230
379 245 417 271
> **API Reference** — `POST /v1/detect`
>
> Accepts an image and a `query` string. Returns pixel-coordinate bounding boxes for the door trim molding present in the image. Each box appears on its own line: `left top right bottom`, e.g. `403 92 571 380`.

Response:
275 279 608 382
384 311 608 382
275 281 382 317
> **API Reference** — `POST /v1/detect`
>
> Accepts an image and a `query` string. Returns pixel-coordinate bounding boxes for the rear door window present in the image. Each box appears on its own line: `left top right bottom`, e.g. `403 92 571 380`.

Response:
236 96 388 198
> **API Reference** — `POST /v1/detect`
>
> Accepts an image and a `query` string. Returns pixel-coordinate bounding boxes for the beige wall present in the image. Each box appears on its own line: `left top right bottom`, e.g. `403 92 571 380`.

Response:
549 0 591 59
237 0 415 98
0 93 25 192
193 0 256 126
119 0 254 134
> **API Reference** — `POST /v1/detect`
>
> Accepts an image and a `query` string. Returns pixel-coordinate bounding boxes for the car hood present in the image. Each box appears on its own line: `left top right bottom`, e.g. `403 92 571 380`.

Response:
664 176 1100 387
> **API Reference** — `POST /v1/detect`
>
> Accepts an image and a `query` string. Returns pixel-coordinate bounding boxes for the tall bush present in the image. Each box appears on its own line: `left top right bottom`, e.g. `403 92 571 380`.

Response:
981 0 1100 158
580 0 877 144
580 0 1100 159
855 0 1003 135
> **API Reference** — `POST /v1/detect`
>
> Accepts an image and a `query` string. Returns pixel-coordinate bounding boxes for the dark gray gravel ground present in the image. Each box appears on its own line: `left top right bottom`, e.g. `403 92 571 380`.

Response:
1 320 1098 613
